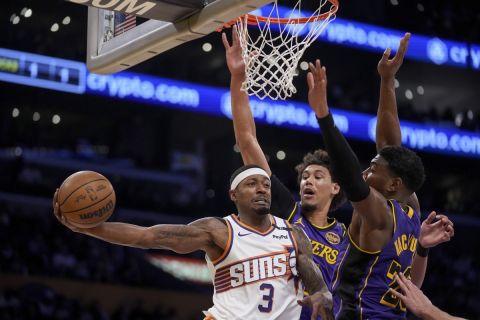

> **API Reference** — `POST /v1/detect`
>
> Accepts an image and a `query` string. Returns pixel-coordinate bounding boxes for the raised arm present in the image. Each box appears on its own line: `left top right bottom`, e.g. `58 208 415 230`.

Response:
307 60 389 228
53 190 227 259
223 27 297 220
376 33 410 152
222 26 270 175
293 225 334 320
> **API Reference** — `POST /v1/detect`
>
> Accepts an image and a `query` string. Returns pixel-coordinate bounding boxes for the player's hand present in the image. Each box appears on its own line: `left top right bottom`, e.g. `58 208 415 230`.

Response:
389 272 434 318
222 25 246 77
298 289 334 320
53 188 81 232
377 32 410 80
307 59 329 118
419 211 454 248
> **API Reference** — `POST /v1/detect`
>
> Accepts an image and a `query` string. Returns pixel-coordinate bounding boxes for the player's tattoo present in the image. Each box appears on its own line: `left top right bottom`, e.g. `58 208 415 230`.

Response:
293 225 328 294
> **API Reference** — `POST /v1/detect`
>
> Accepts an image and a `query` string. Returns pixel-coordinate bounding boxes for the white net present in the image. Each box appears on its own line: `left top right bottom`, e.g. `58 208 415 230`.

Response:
235 0 337 100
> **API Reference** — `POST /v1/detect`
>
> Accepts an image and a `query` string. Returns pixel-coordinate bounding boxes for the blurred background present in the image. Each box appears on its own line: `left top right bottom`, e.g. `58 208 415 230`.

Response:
1 0 480 319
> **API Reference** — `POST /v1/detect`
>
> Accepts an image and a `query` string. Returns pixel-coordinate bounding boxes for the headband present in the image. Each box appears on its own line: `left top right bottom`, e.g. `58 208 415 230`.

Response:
230 168 270 191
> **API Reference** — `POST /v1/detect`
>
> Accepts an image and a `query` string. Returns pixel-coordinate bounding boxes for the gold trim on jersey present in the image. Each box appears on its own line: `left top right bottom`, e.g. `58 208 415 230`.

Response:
310 217 337 230
211 218 232 266
359 255 380 320
332 243 351 289
388 200 397 234
347 229 381 255
405 206 414 219
287 202 298 222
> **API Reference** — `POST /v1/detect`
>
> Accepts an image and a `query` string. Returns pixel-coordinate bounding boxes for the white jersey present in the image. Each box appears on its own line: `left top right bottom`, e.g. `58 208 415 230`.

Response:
204 214 303 320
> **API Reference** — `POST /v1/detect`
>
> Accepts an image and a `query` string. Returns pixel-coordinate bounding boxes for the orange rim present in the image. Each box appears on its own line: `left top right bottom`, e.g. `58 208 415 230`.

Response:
218 0 338 30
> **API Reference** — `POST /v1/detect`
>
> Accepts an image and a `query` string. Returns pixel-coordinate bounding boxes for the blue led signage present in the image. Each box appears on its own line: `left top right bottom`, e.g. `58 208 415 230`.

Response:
1 48 480 158
0 48 86 94
258 5 480 70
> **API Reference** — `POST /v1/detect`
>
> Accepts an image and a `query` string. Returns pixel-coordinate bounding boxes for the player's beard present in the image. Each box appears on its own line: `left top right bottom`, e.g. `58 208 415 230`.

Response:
253 206 270 215
301 201 317 214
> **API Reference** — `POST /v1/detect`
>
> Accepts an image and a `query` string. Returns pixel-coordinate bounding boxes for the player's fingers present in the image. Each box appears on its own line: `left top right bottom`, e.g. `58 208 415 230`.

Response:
395 32 410 62
232 25 240 45
381 47 391 61
311 307 319 320
309 62 316 75
221 32 230 49
395 273 410 292
321 66 327 83
424 211 436 224
316 59 322 74
398 272 413 288
389 288 406 300
307 72 315 90
436 215 453 227
446 225 454 237
309 62 321 82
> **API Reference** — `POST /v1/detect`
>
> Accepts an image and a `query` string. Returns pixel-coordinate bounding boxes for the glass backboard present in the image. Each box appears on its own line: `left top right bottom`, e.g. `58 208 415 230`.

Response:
67 0 273 74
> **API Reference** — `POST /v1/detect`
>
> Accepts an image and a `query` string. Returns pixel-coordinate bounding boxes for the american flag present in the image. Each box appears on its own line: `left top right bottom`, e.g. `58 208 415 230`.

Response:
114 13 136 37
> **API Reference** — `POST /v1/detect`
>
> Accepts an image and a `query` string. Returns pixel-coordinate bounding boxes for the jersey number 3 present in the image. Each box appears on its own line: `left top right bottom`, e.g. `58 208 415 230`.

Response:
258 283 274 313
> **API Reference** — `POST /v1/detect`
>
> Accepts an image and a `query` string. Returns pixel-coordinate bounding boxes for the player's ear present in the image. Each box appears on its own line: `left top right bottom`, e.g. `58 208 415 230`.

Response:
229 189 237 202
387 177 402 193
331 182 340 195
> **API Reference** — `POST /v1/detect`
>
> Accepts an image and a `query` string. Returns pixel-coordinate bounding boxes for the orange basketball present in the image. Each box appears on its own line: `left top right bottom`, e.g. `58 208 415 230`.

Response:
57 171 116 228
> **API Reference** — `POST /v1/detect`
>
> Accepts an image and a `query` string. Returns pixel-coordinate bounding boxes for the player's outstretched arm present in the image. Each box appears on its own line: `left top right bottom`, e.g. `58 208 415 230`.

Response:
222 26 270 175
293 225 334 320
376 32 410 152
307 60 389 228
390 273 465 320
53 190 227 256
223 27 296 220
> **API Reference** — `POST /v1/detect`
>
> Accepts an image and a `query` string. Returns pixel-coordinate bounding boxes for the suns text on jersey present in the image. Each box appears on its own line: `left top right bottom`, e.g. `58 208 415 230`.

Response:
229 251 295 288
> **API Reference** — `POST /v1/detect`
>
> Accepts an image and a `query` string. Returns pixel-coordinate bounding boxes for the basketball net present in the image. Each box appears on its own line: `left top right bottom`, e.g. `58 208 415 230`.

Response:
235 0 338 100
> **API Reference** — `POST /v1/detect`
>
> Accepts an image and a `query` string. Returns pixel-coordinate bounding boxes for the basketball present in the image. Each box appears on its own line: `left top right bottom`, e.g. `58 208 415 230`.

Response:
57 171 116 228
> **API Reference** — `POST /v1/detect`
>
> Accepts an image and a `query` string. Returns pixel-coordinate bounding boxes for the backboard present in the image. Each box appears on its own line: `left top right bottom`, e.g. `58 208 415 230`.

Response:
66 0 273 74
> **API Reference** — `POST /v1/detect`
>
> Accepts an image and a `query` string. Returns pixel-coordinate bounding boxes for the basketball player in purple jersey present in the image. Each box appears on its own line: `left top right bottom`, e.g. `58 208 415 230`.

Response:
223 28 451 319
306 56 453 319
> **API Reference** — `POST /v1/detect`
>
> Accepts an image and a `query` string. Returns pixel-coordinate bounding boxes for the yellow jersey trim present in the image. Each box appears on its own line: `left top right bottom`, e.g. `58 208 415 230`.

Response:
332 243 350 289
388 200 397 234
347 229 381 255
286 202 298 222
310 217 337 230
359 255 380 320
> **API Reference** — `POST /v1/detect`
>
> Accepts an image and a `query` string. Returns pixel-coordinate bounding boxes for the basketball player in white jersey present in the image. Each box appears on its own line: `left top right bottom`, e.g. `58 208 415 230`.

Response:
52 165 333 320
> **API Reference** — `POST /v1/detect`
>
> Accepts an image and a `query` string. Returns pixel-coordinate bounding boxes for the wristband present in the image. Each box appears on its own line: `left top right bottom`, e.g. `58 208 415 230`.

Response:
416 242 429 257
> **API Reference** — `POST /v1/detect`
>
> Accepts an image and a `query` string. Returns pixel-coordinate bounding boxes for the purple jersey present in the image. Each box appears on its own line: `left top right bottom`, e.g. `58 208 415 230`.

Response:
332 200 421 320
269 175 346 320
288 202 346 320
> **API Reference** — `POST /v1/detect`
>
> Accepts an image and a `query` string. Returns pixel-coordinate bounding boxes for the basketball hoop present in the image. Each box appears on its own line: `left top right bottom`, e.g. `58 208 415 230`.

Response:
229 0 338 100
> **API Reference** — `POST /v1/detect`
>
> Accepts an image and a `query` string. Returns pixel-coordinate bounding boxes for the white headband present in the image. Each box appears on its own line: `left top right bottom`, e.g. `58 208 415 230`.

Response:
230 168 270 191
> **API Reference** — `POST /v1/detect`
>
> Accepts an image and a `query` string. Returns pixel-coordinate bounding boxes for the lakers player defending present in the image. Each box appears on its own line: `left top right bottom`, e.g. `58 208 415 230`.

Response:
53 166 333 320
307 59 426 319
